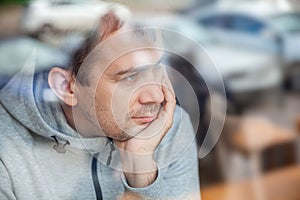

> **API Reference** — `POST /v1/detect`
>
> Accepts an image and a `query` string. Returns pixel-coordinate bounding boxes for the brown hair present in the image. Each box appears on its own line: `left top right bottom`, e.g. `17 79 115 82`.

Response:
69 11 124 86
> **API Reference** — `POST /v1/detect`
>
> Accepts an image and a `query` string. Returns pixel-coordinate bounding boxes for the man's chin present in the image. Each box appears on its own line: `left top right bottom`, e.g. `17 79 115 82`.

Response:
114 135 134 142
128 124 150 135
114 125 148 141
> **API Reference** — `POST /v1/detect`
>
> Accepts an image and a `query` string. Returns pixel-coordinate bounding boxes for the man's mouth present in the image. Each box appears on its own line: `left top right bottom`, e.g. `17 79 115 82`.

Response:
130 104 161 125
131 114 158 124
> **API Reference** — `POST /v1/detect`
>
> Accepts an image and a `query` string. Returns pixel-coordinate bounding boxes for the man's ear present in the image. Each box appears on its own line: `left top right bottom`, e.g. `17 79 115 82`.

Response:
48 67 78 106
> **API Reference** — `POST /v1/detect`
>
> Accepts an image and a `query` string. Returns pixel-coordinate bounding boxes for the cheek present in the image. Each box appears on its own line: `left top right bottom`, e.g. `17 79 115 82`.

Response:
95 83 132 121
95 80 113 107
127 91 140 109
111 85 136 113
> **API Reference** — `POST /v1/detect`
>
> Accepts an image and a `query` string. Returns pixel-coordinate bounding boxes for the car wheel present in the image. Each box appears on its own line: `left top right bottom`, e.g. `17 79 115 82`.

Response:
37 24 54 38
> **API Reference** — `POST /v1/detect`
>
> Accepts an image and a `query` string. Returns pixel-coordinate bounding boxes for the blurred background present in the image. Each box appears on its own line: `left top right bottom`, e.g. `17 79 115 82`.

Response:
0 0 299 199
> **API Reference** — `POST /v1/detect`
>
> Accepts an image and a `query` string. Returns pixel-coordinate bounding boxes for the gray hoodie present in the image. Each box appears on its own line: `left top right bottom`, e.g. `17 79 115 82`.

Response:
0 65 200 200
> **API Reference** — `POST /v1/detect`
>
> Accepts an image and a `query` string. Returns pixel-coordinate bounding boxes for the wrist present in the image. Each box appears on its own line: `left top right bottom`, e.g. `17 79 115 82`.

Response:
121 154 158 188
124 168 157 188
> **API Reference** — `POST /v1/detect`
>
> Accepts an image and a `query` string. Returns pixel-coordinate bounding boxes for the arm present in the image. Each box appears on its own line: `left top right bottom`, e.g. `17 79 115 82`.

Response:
120 107 201 199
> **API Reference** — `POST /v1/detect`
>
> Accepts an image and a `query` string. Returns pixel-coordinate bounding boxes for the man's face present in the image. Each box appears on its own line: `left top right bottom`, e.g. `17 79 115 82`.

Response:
88 49 166 141
71 27 170 140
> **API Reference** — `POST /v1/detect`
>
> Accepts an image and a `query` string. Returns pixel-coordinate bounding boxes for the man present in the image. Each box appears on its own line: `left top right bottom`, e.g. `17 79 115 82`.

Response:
0 11 200 199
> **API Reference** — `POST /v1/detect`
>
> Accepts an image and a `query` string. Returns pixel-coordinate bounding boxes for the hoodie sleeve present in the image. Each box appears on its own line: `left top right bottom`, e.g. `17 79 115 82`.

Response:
121 108 201 200
0 160 16 200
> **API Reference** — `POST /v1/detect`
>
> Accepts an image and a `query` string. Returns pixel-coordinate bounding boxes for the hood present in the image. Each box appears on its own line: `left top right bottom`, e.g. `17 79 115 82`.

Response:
0 55 109 154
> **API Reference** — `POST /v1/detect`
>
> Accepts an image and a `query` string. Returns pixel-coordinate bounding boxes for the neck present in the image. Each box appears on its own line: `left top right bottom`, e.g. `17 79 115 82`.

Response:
60 102 106 138
60 103 77 131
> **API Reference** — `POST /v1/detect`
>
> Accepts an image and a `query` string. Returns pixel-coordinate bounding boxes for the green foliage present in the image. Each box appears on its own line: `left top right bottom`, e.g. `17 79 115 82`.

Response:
0 0 30 5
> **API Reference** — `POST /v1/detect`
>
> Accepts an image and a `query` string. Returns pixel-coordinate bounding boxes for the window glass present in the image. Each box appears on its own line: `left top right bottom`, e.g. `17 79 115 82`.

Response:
50 0 84 6
229 15 265 34
271 13 300 33
198 15 230 28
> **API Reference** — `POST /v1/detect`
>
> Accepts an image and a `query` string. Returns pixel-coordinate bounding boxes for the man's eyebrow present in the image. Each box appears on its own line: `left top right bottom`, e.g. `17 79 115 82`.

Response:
114 65 150 76
112 58 164 77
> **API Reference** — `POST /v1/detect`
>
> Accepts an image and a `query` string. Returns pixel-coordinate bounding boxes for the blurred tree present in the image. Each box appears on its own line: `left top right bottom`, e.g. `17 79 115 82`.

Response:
0 0 29 5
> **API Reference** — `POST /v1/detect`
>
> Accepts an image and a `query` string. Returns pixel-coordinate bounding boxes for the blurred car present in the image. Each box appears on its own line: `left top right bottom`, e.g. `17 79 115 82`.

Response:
191 1 300 88
0 36 69 88
21 0 131 37
136 14 281 99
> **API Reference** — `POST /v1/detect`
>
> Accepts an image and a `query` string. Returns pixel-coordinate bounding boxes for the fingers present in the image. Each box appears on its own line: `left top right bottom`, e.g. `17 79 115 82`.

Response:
161 66 174 92
162 82 175 111
160 85 175 132
161 72 176 111
153 75 175 136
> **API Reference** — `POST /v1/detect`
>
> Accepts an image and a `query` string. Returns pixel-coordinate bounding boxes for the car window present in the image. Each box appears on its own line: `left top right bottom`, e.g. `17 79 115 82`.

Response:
270 13 300 33
198 14 230 28
229 15 265 34
50 0 83 6
177 20 214 43
50 0 69 5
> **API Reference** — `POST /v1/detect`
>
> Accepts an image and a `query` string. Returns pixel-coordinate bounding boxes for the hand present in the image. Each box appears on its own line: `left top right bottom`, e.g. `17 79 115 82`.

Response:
114 75 176 188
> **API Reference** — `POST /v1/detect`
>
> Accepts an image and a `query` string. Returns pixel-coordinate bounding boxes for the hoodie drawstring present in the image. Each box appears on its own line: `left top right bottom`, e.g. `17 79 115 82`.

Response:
51 136 70 154
91 153 103 200
106 138 115 166
91 138 114 200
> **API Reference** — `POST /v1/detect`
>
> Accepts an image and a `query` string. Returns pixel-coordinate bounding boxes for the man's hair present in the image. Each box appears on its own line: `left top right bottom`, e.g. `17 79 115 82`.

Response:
69 11 124 86
68 11 160 86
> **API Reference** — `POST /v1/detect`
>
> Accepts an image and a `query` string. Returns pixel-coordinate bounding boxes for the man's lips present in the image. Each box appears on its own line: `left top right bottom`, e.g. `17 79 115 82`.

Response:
131 115 158 124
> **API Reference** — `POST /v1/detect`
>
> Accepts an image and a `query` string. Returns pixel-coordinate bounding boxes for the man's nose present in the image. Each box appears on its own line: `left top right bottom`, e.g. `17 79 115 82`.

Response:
138 83 164 105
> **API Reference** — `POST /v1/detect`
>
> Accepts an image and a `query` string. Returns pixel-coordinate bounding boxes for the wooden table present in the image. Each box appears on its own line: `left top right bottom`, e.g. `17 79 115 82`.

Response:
202 165 300 200
231 117 298 176
232 117 297 154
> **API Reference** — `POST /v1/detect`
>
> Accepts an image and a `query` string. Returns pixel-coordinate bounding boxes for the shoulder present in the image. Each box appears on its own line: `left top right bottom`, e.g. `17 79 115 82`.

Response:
0 104 34 153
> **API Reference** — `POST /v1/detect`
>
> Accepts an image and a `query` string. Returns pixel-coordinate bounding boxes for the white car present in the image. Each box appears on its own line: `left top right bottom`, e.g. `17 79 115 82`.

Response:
21 0 131 36
0 36 69 88
191 1 300 86
135 14 281 97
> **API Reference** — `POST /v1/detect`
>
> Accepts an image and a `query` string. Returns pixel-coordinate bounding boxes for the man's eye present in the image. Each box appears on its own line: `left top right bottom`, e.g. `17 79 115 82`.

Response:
124 74 138 81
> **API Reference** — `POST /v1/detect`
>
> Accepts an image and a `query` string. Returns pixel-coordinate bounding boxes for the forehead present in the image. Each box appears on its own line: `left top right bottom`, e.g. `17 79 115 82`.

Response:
79 27 164 82
106 49 164 74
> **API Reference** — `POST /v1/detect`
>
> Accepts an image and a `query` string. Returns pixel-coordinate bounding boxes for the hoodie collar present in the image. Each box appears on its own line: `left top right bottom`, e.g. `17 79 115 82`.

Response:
0 59 109 153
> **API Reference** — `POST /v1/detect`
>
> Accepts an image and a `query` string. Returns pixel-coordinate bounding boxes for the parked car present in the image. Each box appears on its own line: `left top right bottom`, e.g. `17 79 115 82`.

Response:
191 1 300 88
135 14 281 99
0 36 69 88
21 0 131 37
